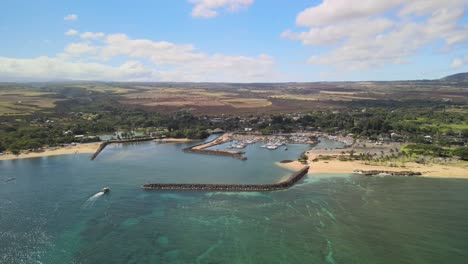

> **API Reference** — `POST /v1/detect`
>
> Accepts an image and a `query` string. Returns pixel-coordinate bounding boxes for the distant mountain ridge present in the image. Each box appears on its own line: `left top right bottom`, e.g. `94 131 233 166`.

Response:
442 72 468 82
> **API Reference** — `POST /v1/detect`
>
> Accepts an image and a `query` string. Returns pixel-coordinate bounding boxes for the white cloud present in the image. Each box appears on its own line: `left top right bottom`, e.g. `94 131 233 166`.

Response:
64 14 78 21
0 56 156 81
65 29 78 36
296 0 400 27
96 34 205 64
282 18 394 46
80 32 105 39
190 0 253 18
451 55 468 68
283 0 468 70
0 32 278 82
63 43 98 56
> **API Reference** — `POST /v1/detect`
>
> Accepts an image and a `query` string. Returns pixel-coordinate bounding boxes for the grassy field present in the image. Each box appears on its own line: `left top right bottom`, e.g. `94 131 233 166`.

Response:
400 115 468 132
64 84 138 94
0 86 61 115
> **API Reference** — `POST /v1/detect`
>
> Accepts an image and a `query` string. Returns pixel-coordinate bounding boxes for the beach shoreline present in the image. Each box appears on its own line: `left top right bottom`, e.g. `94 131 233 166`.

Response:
277 159 468 179
0 142 101 161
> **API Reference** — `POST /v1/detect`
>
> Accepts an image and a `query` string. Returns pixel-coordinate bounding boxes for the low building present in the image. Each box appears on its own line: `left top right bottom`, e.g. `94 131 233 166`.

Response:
208 128 224 134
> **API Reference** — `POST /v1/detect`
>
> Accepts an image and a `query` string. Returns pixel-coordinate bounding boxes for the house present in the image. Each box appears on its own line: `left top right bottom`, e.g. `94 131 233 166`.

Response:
244 127 253 131
390 133 403 141
210 118 224 123
208 128 224 134
150 131 165 137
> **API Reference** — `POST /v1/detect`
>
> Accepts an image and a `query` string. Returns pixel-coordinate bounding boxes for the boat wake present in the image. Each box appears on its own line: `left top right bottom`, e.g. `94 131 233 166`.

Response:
82 192 104 208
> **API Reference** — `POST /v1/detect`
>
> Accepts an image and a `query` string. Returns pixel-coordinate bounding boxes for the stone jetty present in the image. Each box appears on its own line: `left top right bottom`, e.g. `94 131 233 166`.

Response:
183 133 247 160
141 166 309 191
90 142 109 160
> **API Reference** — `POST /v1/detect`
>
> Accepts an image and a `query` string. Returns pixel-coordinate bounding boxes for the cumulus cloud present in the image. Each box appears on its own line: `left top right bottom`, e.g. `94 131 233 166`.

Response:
80 32 105 39
451 55 468 68
0 33 278 82
96 34 205 64
190 0 253 18
0 56 156 81
283 0 468 70
65 29 78 36
63 43 98 56
64 14 78 21
296 0 399 27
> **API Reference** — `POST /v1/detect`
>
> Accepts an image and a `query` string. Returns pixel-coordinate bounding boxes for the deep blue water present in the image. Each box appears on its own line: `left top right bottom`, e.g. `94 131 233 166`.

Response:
1 138 467 263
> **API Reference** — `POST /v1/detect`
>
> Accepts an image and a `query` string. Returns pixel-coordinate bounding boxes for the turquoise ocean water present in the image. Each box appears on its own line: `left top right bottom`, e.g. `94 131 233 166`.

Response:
1 137 467 263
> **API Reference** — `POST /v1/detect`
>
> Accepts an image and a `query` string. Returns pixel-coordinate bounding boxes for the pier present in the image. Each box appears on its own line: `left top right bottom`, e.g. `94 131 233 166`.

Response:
141 166 309 191
90 137 158 160
90 134 240 161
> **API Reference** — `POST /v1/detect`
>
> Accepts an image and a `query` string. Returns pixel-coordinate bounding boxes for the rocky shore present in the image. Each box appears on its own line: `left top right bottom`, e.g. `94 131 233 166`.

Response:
353 170 422 176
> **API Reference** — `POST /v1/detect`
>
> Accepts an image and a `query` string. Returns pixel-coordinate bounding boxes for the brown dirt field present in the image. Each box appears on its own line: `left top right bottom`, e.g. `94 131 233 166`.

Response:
220 98 272 108
137 98 341 115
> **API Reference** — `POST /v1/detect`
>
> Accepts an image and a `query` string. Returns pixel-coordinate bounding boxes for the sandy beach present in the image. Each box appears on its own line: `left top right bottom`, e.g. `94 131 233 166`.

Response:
0 142 101 161
277 159 468 179
274 145 468 179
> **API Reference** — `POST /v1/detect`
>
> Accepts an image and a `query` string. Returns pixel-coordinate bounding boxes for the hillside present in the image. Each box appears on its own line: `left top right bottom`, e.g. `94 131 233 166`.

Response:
442 72 468 82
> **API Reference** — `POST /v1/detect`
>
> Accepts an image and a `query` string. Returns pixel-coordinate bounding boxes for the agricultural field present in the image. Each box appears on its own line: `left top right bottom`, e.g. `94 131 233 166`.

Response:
120 87 273 111
62 83 139 94
117 80 467 113
0 79 467 115
0 86 61 115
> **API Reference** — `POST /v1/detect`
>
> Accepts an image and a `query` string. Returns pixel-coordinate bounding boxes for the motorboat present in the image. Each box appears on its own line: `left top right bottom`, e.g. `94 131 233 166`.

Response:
102 187 110 194
232 143 246 149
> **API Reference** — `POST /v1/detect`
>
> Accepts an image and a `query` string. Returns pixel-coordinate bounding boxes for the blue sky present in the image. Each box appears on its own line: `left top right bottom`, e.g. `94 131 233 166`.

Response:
0 0 467 82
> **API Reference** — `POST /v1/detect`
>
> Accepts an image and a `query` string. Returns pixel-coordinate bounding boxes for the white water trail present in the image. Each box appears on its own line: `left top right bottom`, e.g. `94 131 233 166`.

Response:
82 192 104 208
